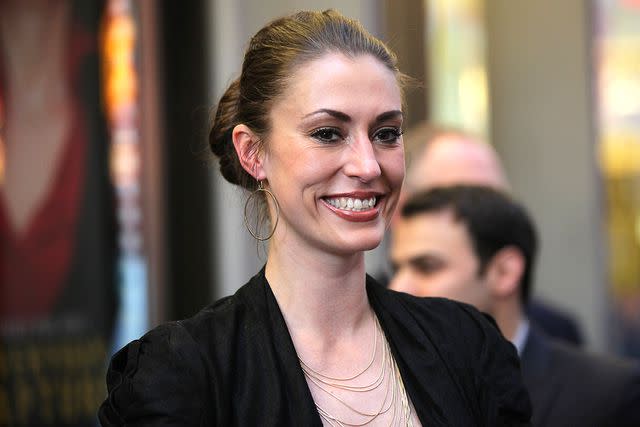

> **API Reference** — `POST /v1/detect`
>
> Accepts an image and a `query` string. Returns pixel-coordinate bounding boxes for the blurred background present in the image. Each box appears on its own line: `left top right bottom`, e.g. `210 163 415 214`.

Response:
1 0 639 425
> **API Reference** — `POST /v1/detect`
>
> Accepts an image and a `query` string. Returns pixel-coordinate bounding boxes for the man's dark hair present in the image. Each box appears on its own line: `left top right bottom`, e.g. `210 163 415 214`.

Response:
401 185 538 303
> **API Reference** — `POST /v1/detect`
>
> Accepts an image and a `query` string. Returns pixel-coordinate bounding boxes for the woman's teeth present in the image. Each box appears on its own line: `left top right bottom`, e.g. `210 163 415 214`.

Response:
325 196 377 211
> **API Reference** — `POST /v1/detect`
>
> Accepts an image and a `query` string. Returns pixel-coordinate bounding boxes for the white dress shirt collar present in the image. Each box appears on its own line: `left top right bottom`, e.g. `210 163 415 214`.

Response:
511 317 530 355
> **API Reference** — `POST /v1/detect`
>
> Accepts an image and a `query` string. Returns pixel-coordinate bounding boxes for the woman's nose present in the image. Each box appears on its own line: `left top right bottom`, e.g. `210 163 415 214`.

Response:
343 136 381 182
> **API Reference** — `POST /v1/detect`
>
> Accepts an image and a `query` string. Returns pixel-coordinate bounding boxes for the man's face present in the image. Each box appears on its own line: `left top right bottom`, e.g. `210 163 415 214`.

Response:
389 209 492 312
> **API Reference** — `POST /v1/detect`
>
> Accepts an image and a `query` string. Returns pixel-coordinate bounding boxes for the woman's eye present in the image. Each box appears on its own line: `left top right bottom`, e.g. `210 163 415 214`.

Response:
373 127 403 144
310 127 343 143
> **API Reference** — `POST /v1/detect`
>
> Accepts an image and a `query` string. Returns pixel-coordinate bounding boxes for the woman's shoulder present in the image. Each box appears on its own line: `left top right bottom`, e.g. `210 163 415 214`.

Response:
99 319 211 425
106 268 269 380
99 273 266 426
371 280 522 374
168 271 268 348
368 279 531 424
370 277 498 340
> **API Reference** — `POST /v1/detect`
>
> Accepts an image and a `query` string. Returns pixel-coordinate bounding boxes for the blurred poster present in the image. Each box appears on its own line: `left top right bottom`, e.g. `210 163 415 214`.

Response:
595 0 640 358
0 1 116 425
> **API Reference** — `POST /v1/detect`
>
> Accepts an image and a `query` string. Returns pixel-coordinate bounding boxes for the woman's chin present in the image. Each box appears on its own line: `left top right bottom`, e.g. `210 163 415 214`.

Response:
335 232 384 255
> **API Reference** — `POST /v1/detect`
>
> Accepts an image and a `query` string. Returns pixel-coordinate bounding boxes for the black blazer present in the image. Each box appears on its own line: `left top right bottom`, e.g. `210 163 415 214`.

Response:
521 326 640 427
99 269 531 426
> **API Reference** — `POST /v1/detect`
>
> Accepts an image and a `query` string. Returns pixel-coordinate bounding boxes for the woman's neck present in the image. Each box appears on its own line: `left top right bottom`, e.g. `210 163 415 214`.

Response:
265 237 371 338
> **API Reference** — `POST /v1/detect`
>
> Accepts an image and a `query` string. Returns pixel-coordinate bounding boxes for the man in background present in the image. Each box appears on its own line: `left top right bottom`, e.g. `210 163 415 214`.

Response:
390 185 640 426
397 124 583 346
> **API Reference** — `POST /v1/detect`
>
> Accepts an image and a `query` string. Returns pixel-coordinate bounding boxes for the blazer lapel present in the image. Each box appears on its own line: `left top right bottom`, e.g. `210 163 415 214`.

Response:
240 268 324 426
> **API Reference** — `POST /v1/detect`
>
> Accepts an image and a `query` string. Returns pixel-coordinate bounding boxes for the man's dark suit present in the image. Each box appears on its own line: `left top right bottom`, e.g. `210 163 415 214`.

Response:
521 326 640 427
526 299 583 346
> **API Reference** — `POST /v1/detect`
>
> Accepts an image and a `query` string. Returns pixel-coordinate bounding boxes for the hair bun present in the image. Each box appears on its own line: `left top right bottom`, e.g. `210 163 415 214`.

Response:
209 78 243 186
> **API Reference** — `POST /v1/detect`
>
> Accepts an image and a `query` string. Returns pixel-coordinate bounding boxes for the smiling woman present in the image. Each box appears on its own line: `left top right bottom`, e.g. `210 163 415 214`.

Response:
99 9 532 426
240 52 405 256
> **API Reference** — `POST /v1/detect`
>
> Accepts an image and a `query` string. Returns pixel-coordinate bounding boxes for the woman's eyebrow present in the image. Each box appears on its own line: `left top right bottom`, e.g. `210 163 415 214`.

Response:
302 109 351 122
301 109 403 124
375 110 403 123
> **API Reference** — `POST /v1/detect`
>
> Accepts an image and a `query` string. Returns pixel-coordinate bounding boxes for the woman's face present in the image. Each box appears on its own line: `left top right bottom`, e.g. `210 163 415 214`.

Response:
260 52 405 256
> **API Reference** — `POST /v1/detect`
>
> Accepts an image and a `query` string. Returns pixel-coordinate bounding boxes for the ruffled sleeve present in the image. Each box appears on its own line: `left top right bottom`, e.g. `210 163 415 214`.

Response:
98 322 209 426
459 305 532 426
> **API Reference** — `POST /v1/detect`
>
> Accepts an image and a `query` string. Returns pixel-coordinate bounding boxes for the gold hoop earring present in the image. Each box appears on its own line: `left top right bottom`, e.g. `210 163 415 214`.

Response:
243 180 280 241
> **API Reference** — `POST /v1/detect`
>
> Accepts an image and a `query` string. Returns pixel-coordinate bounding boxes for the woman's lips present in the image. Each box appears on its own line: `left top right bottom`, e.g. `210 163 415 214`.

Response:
322 195 381 222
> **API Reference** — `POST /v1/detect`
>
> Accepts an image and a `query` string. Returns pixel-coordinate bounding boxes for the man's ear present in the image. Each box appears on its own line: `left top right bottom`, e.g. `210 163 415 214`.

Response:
485 246 525 299
232 124 266 180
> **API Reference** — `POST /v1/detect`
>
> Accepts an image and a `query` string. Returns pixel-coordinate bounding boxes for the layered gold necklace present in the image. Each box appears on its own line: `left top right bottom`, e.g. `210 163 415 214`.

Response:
299 315 414 426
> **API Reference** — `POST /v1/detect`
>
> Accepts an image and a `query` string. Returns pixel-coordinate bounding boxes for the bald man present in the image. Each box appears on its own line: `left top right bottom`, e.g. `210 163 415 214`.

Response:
404 128 508 193
396 123 583 346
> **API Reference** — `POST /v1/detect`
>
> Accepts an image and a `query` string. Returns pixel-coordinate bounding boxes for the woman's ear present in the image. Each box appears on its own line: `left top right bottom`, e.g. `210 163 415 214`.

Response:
232 124 266 180
485 246 525 300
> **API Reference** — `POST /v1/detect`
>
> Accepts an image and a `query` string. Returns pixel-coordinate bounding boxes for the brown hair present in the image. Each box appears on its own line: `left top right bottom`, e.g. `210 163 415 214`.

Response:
209 9 405 191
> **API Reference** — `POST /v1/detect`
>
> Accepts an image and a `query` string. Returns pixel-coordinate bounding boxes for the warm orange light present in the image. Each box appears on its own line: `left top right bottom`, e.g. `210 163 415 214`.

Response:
103 15 135 57
102 12 137 124
105 65 137 118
